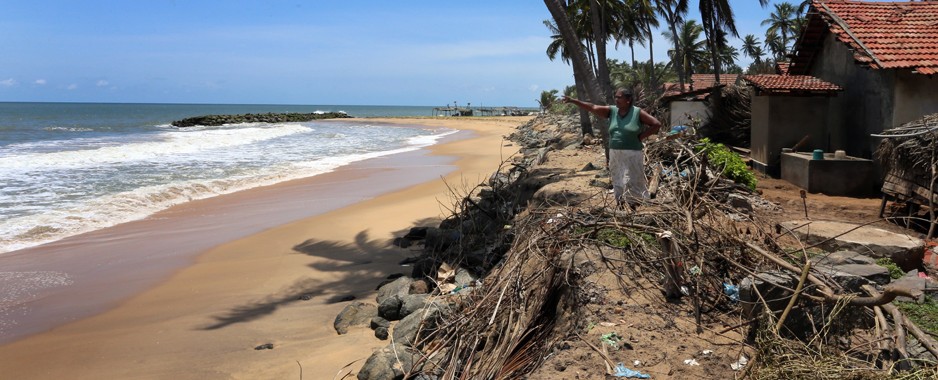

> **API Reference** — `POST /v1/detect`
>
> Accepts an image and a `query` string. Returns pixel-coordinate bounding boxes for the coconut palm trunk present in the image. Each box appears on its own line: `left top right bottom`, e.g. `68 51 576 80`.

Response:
590 0 613 101
544 0 608 159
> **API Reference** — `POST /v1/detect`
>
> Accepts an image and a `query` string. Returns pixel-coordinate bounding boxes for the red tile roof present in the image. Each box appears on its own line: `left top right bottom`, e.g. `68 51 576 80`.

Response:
660 82 688 97
775 62 790 75
660 74 738 99
689 74 739 90
742 74 843 94
797 0 938 75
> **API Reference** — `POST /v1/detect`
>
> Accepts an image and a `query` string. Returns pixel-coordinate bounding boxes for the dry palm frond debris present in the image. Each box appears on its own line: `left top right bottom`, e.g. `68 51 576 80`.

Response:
875 113 938 187
699 86 752 148
368 114 936 379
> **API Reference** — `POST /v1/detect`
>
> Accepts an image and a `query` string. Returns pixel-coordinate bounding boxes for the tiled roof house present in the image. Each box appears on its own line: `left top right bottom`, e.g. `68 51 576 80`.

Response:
787 0 938 159
661 74 740 127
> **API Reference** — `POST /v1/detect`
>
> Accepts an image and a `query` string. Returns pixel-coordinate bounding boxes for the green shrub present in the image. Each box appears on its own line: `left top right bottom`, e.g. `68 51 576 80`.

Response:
597 228 631 248
896 299 938 336
696 138 757 191
875 257 905 279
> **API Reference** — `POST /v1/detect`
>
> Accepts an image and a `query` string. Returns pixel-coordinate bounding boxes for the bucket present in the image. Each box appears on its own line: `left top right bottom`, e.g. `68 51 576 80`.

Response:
812 149 824 160
834 150 846 159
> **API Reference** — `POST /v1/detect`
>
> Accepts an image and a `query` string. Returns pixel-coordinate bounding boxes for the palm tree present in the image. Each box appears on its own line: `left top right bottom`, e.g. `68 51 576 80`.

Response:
719 44 739 72
607 59 637 91
741 34 763 64
543 18 594 135
761 2 798 58
544 0 603 104
796 0 812 16
655 0 690 91
537 89 560 112
764 30 785 61
698 0 738 85
663 20 706 88
630 0 660 96
614 1 649 71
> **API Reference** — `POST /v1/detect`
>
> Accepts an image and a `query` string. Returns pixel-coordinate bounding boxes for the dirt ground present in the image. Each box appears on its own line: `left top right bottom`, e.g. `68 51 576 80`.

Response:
515 137 927 379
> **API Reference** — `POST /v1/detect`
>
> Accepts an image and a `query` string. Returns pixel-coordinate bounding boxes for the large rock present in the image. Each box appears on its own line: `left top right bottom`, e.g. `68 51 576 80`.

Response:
376 276 414 304
334 302 377 335
357 344 419 380
779 220 925 270
393 302 448 347
378 295 405 321
399 294 430 318
454 267 478 287
814 250 877 266
739 271 797 319
424 228 460 253
814 251 891 291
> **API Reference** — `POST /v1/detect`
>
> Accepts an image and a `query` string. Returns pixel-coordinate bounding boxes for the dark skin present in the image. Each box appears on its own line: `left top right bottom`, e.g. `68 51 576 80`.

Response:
561 89 663 140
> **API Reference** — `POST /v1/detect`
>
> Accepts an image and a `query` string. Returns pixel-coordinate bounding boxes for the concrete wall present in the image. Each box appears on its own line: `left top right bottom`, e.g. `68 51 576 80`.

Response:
750 95 770 167
781 152 876 196
808 33 905 159
751 94 831 173
893 70 938 127
668 100 710 127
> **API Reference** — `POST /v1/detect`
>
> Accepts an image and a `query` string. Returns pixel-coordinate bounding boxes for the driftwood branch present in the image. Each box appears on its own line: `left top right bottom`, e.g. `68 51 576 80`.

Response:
864 285 938 363
747 242 922 306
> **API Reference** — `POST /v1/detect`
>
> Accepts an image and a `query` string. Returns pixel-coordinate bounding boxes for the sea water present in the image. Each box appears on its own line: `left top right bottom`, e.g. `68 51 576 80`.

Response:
0 102 452 254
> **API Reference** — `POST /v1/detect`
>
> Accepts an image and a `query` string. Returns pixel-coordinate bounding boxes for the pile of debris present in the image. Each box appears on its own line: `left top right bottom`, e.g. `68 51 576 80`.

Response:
342 114 938 379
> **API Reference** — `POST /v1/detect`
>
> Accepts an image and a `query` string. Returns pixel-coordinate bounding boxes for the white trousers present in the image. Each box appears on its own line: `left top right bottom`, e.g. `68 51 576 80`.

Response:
609 149 647 202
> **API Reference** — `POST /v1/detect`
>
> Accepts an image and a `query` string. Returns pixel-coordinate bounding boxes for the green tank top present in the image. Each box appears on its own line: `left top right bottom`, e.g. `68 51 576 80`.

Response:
608 105 643 150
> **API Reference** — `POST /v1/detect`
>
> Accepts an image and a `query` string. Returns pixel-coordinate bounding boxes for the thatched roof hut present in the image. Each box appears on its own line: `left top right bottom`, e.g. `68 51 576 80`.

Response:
875 113 938 189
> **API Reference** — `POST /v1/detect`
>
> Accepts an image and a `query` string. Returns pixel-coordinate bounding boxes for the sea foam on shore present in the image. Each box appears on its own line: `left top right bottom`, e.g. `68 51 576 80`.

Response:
0 116 456 253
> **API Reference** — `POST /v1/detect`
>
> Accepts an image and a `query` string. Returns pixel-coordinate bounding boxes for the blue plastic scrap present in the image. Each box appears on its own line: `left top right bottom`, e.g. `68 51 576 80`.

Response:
613 363 651 378
669 125 688 135
723 282 739 302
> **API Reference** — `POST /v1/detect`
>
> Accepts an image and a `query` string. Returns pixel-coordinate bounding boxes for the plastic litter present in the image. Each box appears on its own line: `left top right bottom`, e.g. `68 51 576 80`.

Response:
723 283 740 302
613 363 651 378
683 358 700 366
688 265 701 276
600 332 623 350
701 349 713 356
669 125 688 135
730 355 749 371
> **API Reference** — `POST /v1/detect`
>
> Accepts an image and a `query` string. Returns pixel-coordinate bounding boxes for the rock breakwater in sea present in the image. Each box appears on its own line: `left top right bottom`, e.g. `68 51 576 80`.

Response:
171 112 351 127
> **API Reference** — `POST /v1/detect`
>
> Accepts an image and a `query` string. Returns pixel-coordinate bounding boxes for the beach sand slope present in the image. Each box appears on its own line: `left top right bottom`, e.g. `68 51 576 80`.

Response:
0 117 528 379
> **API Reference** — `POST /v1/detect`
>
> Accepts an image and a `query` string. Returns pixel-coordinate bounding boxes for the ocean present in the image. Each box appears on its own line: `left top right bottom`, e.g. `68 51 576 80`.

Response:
0 102 454 254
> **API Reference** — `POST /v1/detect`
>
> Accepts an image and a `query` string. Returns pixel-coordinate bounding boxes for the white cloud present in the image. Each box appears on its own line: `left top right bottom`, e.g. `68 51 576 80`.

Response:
96 80 109 87
35 79 47 85
67 83 78 90
529 85 539 92
1 78 16 87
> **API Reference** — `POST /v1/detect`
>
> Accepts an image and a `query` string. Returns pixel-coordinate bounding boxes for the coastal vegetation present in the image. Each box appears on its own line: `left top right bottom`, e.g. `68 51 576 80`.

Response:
697 137 757 190
541 0 808 111
170 112 350 127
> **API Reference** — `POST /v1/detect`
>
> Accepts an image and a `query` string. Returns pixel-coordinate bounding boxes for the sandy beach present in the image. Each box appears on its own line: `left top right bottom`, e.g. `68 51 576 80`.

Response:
0 116 528 379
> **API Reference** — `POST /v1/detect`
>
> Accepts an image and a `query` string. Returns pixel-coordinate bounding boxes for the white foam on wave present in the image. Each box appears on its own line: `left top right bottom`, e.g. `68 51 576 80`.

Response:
407 128 459 146
0 124 313 171
0 127 458 254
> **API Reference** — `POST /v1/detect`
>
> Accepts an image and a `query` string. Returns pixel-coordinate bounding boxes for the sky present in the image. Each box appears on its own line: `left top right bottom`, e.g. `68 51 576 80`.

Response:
1 1 797 107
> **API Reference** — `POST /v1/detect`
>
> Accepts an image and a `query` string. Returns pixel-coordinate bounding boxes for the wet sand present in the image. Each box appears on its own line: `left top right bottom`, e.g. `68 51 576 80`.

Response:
0 116 528 379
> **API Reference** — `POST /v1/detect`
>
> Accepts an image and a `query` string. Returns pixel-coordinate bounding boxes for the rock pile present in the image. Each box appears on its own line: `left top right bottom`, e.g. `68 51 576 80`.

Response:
171 112 351 127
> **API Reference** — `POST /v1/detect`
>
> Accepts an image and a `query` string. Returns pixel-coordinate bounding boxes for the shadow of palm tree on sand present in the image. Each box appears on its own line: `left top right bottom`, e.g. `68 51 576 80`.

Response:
200 218 438 330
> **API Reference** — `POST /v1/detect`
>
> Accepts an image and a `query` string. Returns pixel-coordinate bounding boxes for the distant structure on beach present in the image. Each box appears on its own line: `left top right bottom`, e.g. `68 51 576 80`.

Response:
432 102 535 117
